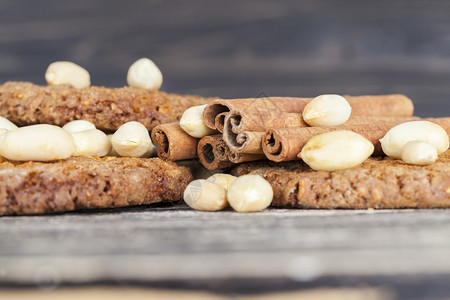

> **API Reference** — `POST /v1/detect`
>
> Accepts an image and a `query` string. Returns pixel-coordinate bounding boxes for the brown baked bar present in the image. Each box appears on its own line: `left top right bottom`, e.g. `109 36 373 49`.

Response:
231 150 450 209
0 81 211 131
0 156 192 215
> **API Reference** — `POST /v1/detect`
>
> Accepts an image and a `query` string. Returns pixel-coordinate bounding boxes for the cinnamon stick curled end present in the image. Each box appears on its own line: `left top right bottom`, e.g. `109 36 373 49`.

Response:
198 135 234 170
262 128 303 163
203 99 230 130
214 112 228 133
228 151 265 164
151 122 198 161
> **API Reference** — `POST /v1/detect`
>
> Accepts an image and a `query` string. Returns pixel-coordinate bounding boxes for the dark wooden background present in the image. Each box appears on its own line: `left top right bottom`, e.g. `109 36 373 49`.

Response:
1 1 450 298
0 0 449 116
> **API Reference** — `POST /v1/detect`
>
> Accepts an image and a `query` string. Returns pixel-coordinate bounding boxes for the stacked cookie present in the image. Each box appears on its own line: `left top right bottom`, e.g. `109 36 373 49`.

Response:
0 59 211 215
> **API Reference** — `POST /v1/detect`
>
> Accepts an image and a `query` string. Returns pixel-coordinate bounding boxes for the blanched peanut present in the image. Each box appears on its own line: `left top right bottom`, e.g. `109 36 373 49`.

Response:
299 130 374 171
45 61 90 89
0 129 8 138
0 116 18 131
302 94 352 127
111 121 154 157
380 121 449 159
401 141 438 165
127 58 163 91
71 129 111 157
180 105 216 138
0 124 75 161
184 179 227 211
108 133 154 157
206 173 236 207
227 175 273 212
62 120 96 133
207 173 237 190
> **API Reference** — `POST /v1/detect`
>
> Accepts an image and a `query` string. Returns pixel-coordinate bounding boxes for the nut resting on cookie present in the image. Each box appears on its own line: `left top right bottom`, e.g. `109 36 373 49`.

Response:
111 121 154 157
401 141 438 165
0 116 18 131
0 124 75 161
127 58 163 91
380 120 449 159
62 120 96 133
45 61 91 89
71 129 112 157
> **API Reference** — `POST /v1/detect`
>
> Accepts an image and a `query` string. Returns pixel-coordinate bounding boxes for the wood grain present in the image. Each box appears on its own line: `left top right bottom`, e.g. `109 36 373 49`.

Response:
1 205 450 298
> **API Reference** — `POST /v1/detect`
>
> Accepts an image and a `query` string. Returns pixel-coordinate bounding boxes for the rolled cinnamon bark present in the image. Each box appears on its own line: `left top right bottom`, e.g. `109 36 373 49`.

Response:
205 94 414 130
346 94 414 116
214 112 228 133
226 109 307 133
197 135 234 170
263 117 450 162
226 116 419 154
203 97 310 130
222 109 305 153
227 131 265 154
151 122 198 161
214 136 231 161
228 150 265 164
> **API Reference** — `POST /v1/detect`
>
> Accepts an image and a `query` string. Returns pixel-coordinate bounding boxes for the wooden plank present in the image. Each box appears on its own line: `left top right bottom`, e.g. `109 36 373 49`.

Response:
1 206 450 286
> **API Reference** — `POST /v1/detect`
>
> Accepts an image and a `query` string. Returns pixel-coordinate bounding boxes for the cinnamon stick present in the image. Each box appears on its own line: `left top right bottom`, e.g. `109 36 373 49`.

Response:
226 109 307 133
228 150 265 164
203 97 310 130
214 112 228 133
227 131 265 154
197 134 234 170
226 116 419 154
204 94 414 130
151 122 198 161
214 136 231 161
263 117 450 162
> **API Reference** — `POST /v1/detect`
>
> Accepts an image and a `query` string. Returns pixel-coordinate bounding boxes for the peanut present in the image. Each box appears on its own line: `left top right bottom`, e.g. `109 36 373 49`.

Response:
62 120 96 133
299 130 374 171
227 175 273 212
0 124 75 161
71 129 111 157
180 104 217 138
0 116 18 131
184 179 227 211
401 141 438 165
45 61 90 89
207 173 237 190
111 121 154 157
380 121 449 159
127 58 163 91
302 94 352 127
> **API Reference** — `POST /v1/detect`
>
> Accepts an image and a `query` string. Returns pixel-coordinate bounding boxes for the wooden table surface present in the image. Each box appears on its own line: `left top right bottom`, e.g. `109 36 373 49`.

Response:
0 0 449 298
2 205 450 299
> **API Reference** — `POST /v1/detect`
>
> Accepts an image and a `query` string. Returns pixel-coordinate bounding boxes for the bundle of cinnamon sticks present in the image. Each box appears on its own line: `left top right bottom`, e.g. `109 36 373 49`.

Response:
150 94 450 170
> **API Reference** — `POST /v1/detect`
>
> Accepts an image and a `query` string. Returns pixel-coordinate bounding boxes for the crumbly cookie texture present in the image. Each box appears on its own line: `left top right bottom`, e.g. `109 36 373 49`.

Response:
0 156 192 215
231 150 450 209
0 81 211 131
